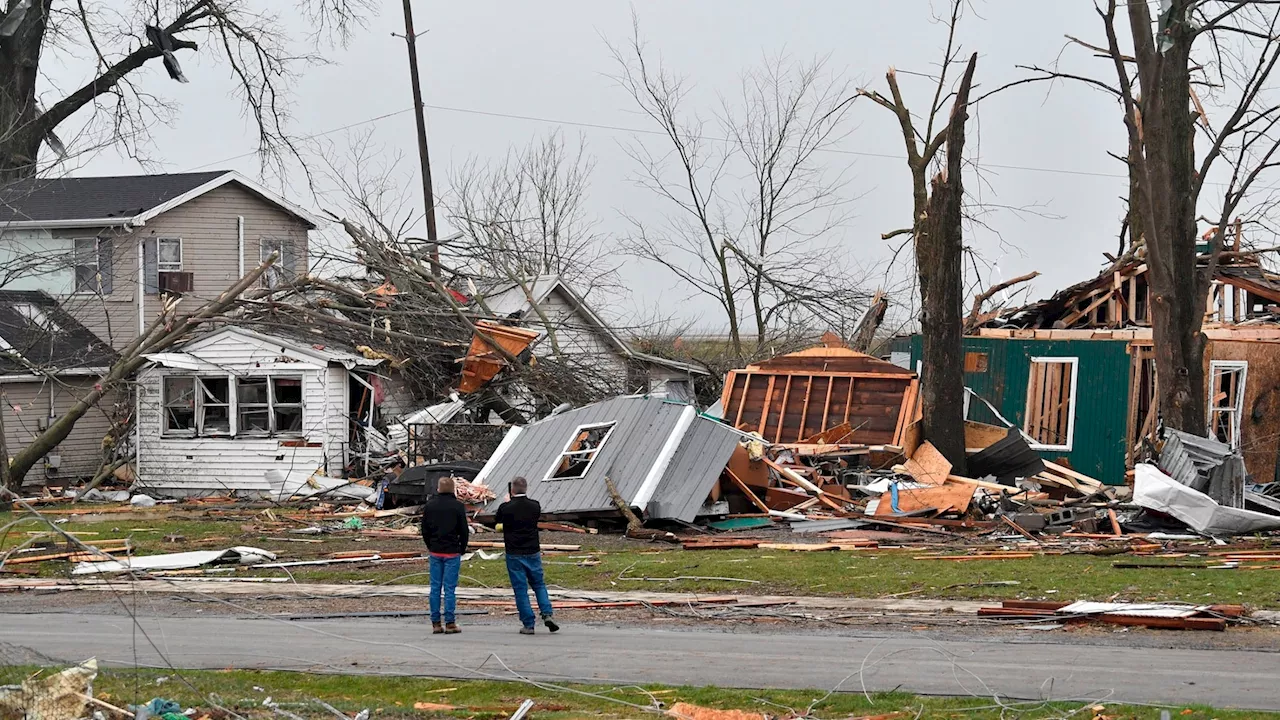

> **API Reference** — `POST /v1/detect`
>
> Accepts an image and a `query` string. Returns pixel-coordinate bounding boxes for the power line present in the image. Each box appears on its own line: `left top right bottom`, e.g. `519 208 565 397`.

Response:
183 100 1131 181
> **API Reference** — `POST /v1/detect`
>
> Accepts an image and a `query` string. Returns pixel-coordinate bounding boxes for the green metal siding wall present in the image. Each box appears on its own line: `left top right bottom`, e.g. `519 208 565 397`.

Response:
909 336 1132 484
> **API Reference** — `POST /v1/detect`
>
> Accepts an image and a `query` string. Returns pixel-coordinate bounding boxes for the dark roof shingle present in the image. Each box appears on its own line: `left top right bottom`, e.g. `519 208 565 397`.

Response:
0 171 228 225
0 291 118 373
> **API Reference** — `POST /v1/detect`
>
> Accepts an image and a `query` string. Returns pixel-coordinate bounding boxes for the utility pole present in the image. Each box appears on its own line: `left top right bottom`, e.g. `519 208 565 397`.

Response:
399 0 439 246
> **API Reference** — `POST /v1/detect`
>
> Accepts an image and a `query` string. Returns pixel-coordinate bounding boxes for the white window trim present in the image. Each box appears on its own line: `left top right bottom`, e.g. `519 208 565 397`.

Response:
160 372 303 439
72 237 100 294
157 237 183 273
1024 356 1079 452
542 421 616 482
1208 360 1249 450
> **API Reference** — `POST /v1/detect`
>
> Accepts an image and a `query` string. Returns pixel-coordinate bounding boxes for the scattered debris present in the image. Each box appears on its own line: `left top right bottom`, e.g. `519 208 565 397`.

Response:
0 657 97 720
72 547 276 575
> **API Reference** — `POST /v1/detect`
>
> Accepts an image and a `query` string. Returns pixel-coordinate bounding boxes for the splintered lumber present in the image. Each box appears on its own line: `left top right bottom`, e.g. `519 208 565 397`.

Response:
682 538 761 550
539 522 590 534
756 543 842 552
903 441 952 485
875 482 974 516
1042 460 1104 489
725 469 772 513
763 486 810 511
762 458 822 494
802 422 855 445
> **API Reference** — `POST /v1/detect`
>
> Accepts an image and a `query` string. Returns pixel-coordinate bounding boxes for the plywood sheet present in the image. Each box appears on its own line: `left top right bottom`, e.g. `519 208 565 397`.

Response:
903 441 953 486
875 482 975 516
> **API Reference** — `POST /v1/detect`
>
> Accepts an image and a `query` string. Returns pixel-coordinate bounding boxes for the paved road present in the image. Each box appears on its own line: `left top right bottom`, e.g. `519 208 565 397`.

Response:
1 612 1275 710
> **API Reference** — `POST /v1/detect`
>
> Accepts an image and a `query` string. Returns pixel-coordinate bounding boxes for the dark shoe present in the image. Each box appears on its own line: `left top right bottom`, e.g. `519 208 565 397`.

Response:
444 623 461 634
519 627 535 635
543 615 559 633
432 623 444 635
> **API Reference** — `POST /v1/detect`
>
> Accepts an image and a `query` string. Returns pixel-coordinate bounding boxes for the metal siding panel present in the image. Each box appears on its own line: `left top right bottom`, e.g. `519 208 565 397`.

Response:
650 417 740 522
910 335 1131 485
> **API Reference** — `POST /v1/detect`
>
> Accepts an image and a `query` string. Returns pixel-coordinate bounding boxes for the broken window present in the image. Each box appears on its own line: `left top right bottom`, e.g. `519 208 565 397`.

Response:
546 422 615 480
162 376 197 435
237 377 271 434
73 237 113 293
199 377 231 435
1208 361 1248 450
272 377 304 435
1023 357 1079 451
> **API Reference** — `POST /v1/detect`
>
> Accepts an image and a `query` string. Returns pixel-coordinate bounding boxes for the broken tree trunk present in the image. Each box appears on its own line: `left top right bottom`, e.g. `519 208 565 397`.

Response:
963 271 1040 333
850 290 888 353
916 53 978 474
604 476 678 543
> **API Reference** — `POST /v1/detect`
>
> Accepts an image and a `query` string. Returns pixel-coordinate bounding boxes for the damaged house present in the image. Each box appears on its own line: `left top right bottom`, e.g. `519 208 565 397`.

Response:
475 395 742 523
897 239 1280 484
135 326 385 497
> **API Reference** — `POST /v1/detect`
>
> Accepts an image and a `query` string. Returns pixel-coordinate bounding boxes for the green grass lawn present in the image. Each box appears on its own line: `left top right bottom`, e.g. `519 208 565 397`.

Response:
0 666 1270 720
5 511 1280 608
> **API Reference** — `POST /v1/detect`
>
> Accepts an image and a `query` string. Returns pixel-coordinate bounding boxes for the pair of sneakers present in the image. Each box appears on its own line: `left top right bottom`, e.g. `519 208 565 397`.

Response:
519 615 559 635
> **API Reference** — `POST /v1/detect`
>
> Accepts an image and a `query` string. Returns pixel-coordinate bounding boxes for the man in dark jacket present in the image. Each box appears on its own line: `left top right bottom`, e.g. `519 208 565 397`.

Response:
495 476 558 635
421 476 469 634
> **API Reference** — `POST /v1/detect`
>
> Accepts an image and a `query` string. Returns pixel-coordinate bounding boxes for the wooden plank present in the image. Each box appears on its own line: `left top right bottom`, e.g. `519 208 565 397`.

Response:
797 375 814 442
733 374 752 429
843 376 855 425
1042 460 1103 489
819 376 835 433
758 376 777 435
724 469 772 514
903 441 952 485
1108 509 1123 535
1025 361 1044 443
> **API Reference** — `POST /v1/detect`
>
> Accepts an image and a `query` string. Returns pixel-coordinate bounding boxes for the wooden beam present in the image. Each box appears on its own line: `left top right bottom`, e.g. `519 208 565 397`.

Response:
819 376 835 433
733 374 752 429
797 375 814 442
725 469 771 514
843 377 855 425
774 376 793 444
758 376 777 436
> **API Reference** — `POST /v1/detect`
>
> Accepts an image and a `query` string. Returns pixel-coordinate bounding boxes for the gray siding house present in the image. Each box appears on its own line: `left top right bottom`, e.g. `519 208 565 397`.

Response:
0 171 316 351
475 396 740 522
0 290 121 483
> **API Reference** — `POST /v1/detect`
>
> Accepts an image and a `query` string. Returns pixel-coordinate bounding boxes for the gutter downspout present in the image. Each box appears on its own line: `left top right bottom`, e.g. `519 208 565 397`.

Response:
237 216 245 277
137 238 144 338
632 405 697 513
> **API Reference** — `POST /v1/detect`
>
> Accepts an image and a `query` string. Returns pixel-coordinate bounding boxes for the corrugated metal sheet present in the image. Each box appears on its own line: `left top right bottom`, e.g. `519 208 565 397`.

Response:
647 412 741 522
480 396 738 520
910 335 1132 484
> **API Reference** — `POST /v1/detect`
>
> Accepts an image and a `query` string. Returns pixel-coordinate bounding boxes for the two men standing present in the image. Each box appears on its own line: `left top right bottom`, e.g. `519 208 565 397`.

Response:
419 474 558 636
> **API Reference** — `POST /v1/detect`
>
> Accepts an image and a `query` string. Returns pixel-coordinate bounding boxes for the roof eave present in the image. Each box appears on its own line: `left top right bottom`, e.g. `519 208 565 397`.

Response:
129 171 322 229
1 218 135 230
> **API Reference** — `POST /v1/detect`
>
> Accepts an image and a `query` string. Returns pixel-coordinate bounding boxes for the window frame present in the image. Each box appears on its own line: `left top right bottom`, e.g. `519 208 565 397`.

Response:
157 237 183 273
1208 360 1249 450
542 421 616 482
72 237 102 294
1022 356 1080 452
159 373 304 438
260 236 292 289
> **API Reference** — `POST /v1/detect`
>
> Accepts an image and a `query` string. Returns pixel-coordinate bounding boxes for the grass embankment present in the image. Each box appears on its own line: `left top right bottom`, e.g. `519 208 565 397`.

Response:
0 667 1269 720
4 512 1279 608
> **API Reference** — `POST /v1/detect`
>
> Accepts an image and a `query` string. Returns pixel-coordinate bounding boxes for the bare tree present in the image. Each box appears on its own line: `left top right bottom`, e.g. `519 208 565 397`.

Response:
445 132 617 296
857 0 978 468
1015 2 1280 435
0 0 373 180
609 24 868 360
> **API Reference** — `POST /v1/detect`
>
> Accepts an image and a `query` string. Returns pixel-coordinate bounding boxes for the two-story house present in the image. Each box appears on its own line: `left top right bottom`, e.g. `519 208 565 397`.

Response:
0 170 317 350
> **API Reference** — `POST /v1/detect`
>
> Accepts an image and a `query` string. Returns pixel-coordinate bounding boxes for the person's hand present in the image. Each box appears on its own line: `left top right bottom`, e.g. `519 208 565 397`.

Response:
504 492 510 502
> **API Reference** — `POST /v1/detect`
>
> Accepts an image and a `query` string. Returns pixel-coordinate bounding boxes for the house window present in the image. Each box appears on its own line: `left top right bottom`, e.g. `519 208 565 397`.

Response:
73 238 113 293
163 374 301 437
236 375 304 436
162 376 198 435
1023 357 1079 451
260 237 295 289
545 422 615 480
158 238 182 272
13 303 61 334
1208 361 1248 449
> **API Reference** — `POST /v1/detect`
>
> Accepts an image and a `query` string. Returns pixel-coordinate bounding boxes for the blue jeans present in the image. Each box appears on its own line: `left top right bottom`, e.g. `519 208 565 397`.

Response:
506 552 553 629
429 554 461 624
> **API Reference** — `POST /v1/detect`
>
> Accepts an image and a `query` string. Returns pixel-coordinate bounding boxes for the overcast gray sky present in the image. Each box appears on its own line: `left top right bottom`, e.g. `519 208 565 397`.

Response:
60 1 1143 332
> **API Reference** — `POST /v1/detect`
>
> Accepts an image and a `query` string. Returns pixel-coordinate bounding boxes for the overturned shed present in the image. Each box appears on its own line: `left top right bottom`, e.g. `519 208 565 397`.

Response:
476 396 741 522
720 344 918 446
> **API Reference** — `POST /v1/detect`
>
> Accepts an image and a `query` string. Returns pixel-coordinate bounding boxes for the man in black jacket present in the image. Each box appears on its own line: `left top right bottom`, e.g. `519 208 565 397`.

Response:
495 477 558 635
421 476 469 634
